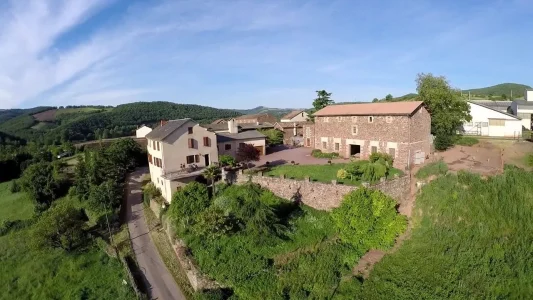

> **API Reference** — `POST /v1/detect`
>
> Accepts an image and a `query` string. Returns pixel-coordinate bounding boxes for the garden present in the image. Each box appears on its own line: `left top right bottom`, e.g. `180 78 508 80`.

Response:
265 153 402 186
161 178 407 299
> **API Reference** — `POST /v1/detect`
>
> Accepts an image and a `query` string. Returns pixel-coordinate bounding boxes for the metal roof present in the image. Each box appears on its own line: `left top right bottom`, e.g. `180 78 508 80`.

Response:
467 101 520 119
145 119 191 142
216 130 266 143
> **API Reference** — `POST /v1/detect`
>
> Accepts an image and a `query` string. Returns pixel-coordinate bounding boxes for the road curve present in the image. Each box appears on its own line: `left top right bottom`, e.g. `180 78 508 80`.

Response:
125 167 186 300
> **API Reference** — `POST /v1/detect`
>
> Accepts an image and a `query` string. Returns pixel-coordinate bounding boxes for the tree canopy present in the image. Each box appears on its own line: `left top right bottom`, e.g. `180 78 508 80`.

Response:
310 90 334 121
416 73 471 149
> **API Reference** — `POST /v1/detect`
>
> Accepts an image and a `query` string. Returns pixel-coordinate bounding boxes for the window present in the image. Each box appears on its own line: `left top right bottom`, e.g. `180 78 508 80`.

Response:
148 154 153 164
481 122 489 127
371 146 377 153
305 127 311 136
351 125 358 135
153 140 156 149
386 116 393 123
334 143 340 151
157 142 160 151
148 140 151 148
203 137 211 147
322 141 327 149
489 119 505 126
195 155 200 163
225 144 231 150
389 148 396 157
186 155 195 164
188 138 194 148
239 142 245 148
368 116 374 123
351 116 357 123
188 127 193 134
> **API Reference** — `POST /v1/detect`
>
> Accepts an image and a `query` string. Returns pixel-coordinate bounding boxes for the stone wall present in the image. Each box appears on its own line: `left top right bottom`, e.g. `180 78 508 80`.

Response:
233 171 410 211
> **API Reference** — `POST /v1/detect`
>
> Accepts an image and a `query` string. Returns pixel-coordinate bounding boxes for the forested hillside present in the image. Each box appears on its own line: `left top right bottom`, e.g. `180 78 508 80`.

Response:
0 102 242 144
463 83 531 99
235 106 304 119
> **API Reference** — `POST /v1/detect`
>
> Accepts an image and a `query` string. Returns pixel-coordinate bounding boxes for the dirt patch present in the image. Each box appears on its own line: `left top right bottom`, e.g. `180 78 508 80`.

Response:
433 141 503 175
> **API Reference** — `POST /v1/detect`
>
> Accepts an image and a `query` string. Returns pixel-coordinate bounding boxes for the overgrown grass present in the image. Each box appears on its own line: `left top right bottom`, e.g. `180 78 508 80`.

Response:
0 181 34 223
265 163 402 186
415 160 448 179
0 189 134 299
454 135 479 146
342 168 533 299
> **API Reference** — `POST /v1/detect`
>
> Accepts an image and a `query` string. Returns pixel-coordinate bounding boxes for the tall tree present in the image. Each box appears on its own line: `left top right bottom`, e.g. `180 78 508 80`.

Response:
310 90 334 121
21 162 61 210
372 98 379 103
501 93 507 100
416 73 471 150
385 94 393 101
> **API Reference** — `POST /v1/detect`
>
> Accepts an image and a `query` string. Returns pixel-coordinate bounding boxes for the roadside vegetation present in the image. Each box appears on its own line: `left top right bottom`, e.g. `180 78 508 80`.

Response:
0 138 145 299
163 181 405 299
311 149 339 159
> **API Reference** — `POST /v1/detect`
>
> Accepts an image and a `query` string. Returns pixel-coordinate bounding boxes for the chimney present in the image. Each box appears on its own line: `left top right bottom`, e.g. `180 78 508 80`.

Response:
228 119 238 134
160 120 168 127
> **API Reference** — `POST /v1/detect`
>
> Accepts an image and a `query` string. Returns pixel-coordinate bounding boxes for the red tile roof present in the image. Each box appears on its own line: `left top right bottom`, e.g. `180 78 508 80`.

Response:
313 101 424 116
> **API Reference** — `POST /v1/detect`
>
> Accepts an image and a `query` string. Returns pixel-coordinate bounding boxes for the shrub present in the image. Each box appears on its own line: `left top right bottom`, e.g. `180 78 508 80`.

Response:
169 182 210 221
454 135 479 146
527 154 533 167
311 149 339 159
332 188 407 252
219 154 236 167
415 160 448 179
369 152 394 166
361 161 388 183
434 133 453 150
10 180 21 193
337 169 348 180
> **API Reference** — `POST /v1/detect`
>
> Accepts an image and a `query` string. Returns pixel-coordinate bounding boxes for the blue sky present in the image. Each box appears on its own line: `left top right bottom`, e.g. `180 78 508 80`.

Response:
0 0 531 109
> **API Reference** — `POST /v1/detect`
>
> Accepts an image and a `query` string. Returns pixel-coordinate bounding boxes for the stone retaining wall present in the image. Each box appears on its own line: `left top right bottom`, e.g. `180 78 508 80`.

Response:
231 171 410 211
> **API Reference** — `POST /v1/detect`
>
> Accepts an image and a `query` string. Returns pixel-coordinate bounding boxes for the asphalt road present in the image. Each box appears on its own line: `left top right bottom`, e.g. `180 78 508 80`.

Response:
126 167 186 300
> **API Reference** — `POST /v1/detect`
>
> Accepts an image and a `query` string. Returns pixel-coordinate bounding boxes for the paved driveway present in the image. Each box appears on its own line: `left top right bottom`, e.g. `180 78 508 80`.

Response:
125 167 186 300
255 146 346 167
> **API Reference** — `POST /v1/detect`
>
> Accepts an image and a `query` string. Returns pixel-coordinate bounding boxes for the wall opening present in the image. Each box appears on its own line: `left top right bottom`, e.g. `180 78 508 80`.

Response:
349 144 361 156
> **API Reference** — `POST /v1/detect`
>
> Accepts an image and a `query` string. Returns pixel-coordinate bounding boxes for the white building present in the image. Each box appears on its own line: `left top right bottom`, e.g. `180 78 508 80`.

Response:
281 110 309 122
136 125 152 138
462 101 522 137
145 119 219 202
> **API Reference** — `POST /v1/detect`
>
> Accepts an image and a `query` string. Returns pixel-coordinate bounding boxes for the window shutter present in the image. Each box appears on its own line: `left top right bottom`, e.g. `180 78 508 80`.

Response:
188 138 194 148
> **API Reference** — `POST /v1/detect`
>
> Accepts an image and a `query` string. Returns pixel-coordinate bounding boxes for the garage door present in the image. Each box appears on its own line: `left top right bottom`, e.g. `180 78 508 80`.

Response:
488 119 505 137
255 146 264 156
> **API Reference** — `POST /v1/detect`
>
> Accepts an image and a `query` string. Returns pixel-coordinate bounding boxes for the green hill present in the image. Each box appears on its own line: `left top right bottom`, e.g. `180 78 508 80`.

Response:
0 102 243 143
235 106 305 119
462 83 531 99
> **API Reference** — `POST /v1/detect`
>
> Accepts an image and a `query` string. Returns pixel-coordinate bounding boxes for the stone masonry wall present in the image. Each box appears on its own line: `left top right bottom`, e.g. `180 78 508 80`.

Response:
234 171 410 211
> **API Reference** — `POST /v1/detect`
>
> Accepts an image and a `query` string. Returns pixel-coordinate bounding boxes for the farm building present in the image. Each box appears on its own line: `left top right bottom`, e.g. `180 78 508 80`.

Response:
462 101 522 137
136 125 152 138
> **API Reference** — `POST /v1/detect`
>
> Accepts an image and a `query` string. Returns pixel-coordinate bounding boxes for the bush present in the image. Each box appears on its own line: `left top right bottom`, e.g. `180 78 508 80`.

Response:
10 180 21 193
218 154 236 167
434 133 454 150
337 169 348 180
169 182 210 222
332 188 407 252
361 161 388 183
527 154 533 167
415 160 448 179
454 135 479 146
369 152 394 166
311 149 339 159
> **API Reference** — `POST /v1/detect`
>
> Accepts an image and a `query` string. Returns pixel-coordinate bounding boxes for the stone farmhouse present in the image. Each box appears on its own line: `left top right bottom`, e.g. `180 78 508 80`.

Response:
146 118 266 202
304 101 431 169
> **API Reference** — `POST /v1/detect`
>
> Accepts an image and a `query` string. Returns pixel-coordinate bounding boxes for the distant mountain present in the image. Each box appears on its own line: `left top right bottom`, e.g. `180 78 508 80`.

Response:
235 106 307 119
462 83 531 99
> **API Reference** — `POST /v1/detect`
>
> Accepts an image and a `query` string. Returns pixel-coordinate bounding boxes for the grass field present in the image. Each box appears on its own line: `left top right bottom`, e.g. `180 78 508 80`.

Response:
0 182 135 299
264 163 402 186
0 181 34 223
346 167 533 298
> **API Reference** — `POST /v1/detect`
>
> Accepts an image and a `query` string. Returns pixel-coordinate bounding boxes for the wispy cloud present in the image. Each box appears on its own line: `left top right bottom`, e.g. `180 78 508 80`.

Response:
0 0 531 109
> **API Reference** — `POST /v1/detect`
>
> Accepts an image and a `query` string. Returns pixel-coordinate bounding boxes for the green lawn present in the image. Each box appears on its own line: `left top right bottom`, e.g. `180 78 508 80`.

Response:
264 163 402 186
0 183 135 300
0 181 34 223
